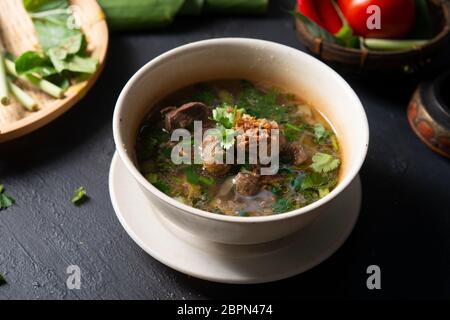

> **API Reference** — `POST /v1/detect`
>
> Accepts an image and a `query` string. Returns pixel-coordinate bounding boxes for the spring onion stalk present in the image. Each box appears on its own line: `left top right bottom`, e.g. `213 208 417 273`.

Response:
8 80 38 111
364 39 428 51
4 58 65 98
0 52 10 106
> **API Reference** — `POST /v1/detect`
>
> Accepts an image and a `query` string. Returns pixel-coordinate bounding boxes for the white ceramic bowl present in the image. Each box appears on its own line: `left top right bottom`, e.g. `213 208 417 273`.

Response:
113 38 369 245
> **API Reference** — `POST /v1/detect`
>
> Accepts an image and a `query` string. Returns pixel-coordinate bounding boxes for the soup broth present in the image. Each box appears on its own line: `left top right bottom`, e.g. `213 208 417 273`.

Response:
136 80 341 216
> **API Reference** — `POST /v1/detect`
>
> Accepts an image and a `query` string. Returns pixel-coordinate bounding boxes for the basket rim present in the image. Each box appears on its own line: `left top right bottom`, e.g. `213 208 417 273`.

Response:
295 0 450 57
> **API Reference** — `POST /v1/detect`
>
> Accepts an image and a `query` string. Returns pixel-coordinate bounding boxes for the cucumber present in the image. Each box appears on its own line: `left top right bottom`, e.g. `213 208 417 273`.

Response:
97 0 185 30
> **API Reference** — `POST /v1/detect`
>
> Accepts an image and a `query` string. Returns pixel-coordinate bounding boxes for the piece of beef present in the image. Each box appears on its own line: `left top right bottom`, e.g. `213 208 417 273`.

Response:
281 142 308 165
234 172 261 196
161 102 211 132
201 134 231 176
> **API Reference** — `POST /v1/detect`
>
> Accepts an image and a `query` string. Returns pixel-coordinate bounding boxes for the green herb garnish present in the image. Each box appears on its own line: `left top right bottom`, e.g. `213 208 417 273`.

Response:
0 184 15 210
272 198 295 214
236 82 289 123
310 153 341 173
212 104 245 129
313 124 331 144
0 273 6 285
71 187 87 206
284 123 304 142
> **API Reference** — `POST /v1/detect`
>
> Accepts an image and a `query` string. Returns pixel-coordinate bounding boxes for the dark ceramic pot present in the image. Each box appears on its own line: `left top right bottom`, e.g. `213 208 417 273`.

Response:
408 71 450 158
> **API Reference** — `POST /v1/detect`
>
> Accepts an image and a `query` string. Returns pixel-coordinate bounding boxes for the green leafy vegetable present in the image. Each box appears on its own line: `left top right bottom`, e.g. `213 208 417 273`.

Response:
154 181 171 195
310 153 341 173
71 186 87 206
15 51 56 77
145 173 158 184
300 172 337 193
237 82 290 124
272 198 294 214
16 0 98 99
313 123 331 144
185 167 215 186
212 104 245 129
284 123 304 142
0 273 6 285
0 184 16 210
4 58 64 98
209 124 237 150
192 84 216 105
238 210 250 217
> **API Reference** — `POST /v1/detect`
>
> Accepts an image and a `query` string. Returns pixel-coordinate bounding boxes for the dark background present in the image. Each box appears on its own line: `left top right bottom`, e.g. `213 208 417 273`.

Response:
1 0 449 300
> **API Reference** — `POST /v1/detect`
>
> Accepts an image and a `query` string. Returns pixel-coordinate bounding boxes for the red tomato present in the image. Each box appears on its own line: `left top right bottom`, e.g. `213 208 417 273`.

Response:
338 0 416 38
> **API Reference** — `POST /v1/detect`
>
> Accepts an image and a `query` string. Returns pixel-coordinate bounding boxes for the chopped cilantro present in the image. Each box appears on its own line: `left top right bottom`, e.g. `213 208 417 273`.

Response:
310 153 341 173
198 176 215 186
71 187 88 206
0 184 15 211
0 273 6 285
313 124 331 144
212 104 245 129
238 211 249 217
192 84 216 105
185 167 199 184
301 172 338 193
209 125 237 150
284 123 304 142
236 82 289 123
145 173 158 184
272 198 295 214
185 167 215 186
153 181 171 195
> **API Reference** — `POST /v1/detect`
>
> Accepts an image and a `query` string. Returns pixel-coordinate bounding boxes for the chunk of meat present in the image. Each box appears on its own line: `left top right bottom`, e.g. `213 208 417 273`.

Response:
234 172 261 196
200 135 231 176
161 102 211 132
281 142 308 165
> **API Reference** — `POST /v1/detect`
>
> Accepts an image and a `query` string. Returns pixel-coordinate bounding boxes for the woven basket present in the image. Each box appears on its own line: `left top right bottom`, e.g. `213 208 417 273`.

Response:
295 0 450 74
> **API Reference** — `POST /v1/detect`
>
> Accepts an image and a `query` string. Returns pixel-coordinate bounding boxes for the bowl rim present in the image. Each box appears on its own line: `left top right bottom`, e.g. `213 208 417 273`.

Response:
113 37 369 224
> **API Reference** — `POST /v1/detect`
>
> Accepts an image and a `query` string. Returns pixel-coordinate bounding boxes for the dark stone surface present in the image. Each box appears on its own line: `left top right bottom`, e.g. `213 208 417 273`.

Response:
1 0 450 300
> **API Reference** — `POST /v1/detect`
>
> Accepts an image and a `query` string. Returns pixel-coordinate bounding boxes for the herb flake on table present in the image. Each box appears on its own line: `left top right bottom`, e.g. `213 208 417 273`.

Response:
0 184 15 210
71 186 88 206
0 273 6 285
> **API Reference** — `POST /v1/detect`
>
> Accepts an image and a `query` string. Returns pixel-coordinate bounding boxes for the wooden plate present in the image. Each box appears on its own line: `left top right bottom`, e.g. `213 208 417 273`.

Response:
0 0 108 142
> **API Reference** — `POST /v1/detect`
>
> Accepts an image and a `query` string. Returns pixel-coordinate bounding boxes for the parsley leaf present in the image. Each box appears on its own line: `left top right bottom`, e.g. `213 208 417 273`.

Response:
310 153 341 173
212 104 245 129
313 124 331 144
0 184 15 211
71 187 88 206
300 172 338 199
